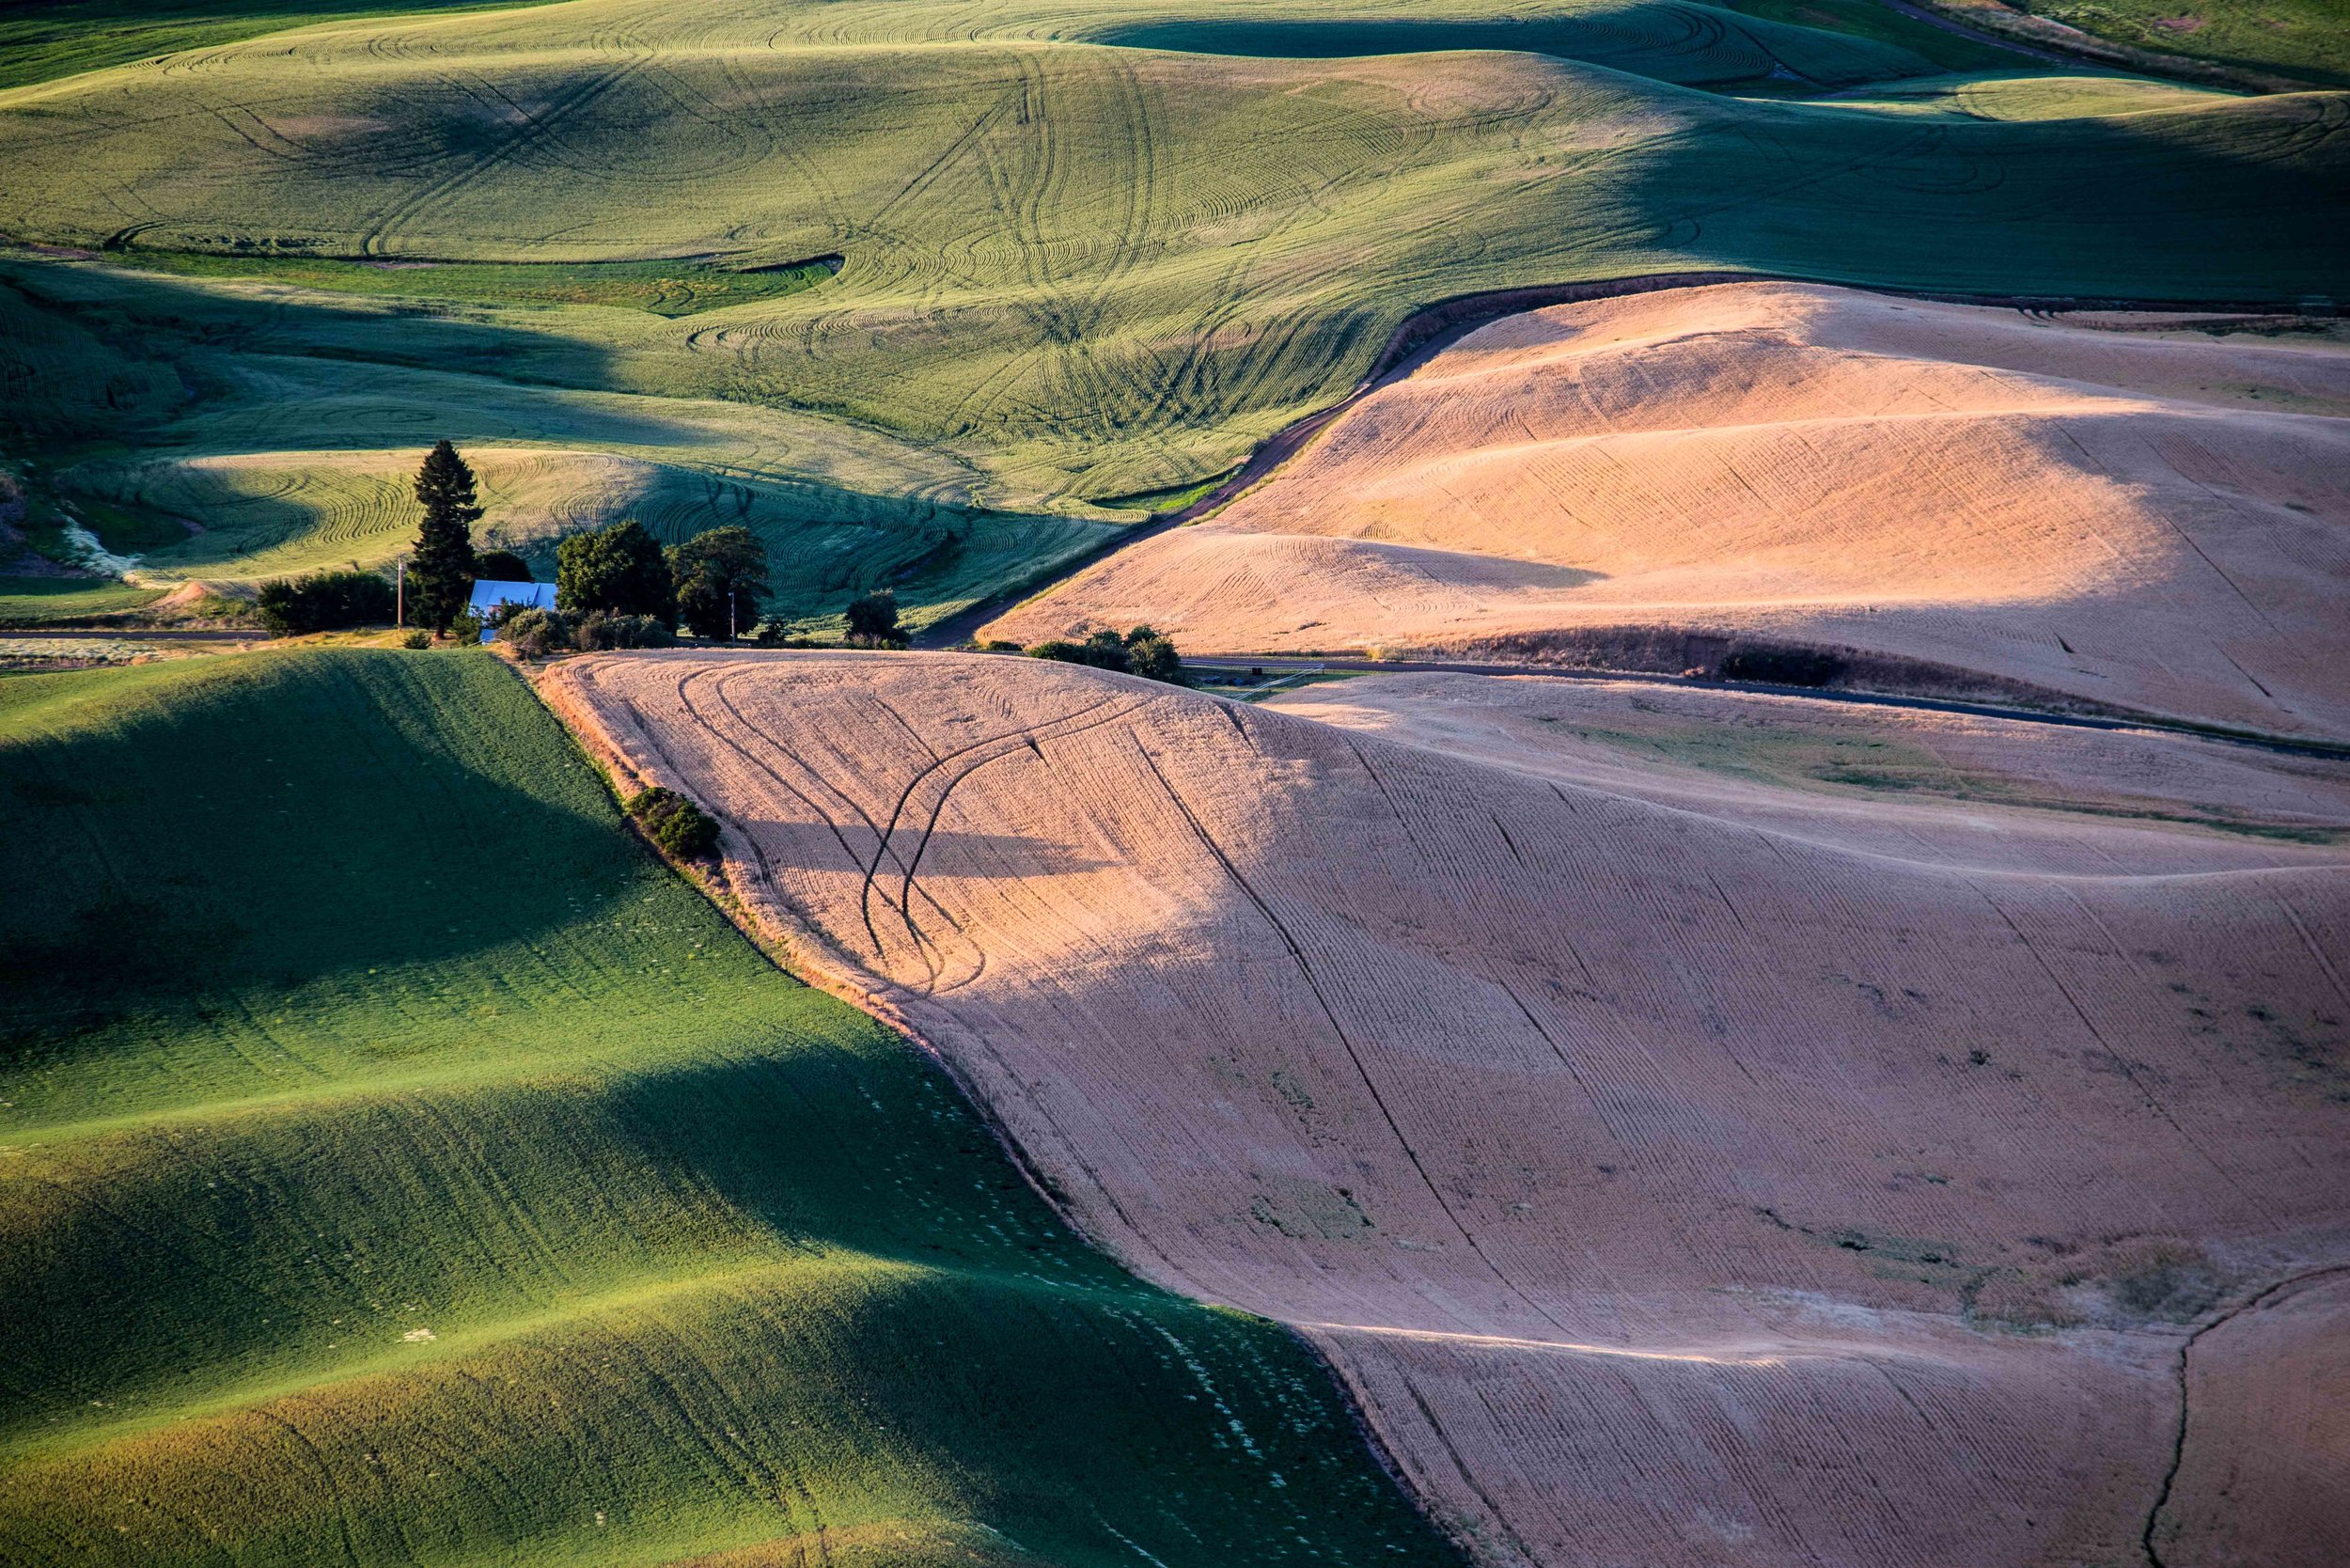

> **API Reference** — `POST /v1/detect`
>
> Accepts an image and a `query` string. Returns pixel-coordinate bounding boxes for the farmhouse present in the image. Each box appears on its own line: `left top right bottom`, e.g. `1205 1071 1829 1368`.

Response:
470 579 556 641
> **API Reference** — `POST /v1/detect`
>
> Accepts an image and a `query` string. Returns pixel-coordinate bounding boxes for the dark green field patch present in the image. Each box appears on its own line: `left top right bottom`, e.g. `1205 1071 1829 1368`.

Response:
0 651 1462 1568
105 248 842 318
1090 5 1940 88
1717 0 2030 72
0 573 161 625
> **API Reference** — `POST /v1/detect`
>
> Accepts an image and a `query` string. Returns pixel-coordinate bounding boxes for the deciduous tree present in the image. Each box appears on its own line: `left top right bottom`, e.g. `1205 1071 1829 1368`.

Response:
556 520 675 625
668 526 770 641
844 588 904 648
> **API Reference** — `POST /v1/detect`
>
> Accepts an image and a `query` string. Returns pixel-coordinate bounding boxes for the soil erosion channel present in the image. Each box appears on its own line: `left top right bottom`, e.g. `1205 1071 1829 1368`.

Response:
548 651 2350 1568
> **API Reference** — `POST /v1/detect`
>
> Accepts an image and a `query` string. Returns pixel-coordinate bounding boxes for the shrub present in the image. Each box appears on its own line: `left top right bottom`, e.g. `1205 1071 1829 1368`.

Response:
1029 630 1131 672
625 785 720 860
447 608 484 644
255 570 397 636
500 606 572 658
556 520 675 624
575 611 675 651
843 588 905 648
1125 633 1186 686
401 630 431 650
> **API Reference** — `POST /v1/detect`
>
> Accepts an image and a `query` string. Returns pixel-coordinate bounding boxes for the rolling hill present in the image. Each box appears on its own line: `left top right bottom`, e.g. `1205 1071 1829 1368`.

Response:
549 647 2350 1568
989 281 2350 739
0 649 1461 1568
1 0 2344 622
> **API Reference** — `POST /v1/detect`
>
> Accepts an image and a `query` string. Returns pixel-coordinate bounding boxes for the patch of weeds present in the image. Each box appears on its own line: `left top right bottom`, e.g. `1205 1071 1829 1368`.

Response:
1967 1235 2229 1330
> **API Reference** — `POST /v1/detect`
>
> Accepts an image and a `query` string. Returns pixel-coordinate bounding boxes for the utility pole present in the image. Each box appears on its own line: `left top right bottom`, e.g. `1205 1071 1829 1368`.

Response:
729 585 737 644
396 559 405 628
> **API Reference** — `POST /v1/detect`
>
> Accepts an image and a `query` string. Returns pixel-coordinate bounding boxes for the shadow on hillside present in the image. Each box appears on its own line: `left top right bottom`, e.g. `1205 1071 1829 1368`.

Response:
1089 6 1933 91
0 652 666 1058
1615 86 2350 303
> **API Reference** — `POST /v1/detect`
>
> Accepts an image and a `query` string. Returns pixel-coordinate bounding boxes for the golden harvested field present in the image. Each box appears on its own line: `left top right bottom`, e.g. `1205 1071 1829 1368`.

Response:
550 650 2350 1568
987 282 2350 739
1261 671 2350 843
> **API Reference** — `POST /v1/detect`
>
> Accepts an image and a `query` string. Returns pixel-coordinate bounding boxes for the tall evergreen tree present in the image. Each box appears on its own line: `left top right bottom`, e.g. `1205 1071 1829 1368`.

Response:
409 441 481 633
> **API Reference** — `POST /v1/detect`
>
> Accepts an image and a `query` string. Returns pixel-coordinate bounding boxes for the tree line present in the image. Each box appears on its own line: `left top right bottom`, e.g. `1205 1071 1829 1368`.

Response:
252 442 1190 684
260 442 771 641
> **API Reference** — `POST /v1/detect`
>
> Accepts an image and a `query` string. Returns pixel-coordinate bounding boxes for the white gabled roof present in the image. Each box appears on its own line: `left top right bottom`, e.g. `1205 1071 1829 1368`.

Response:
469 579 558 613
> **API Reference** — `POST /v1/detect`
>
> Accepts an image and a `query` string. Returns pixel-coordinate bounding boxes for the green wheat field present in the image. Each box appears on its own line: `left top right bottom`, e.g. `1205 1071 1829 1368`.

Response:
0 650 1462 1567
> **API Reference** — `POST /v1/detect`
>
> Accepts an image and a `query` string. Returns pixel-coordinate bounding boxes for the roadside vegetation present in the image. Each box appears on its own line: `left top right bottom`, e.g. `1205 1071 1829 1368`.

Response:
0 649 1461 1568
1029 626 1188 685
90 248 840 317
253 568 394 635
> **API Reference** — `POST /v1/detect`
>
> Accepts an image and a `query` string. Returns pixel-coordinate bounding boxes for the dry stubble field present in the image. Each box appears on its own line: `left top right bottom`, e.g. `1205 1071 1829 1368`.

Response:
987 282 2350 740
547 649 2350 1568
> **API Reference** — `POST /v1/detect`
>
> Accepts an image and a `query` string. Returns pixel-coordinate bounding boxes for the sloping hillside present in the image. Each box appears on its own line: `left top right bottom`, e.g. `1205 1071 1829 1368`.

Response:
0 651 1459 1568
3 0 2344 575
552 649 2350 1568
991 282 2350 738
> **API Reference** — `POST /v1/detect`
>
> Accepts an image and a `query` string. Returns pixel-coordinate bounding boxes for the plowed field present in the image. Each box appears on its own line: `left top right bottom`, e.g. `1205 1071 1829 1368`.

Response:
551 650 2350 1568
987 282 2350 739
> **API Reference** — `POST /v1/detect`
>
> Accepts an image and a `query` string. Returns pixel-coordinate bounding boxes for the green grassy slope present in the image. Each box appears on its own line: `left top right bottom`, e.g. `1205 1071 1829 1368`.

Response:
0 259 1115 628
0 650 1461 1568
0 0 566 91
0 0 2342 614
1990 0 2350 87
0 575 162 624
